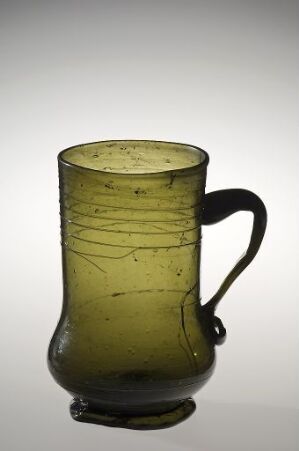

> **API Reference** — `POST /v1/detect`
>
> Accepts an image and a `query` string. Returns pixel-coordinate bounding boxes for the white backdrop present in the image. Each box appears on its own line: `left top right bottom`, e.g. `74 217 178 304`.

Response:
1 1 298 450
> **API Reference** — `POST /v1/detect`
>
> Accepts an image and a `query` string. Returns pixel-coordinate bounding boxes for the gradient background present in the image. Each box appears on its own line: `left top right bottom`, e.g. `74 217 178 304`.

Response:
1 1 298 450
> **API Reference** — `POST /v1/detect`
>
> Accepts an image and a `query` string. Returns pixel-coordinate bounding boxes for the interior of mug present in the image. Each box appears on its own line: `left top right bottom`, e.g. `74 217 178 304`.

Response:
59 140 208 174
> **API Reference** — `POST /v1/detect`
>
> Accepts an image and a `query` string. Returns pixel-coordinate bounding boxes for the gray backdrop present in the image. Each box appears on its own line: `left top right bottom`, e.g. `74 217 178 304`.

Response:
1 1 298 450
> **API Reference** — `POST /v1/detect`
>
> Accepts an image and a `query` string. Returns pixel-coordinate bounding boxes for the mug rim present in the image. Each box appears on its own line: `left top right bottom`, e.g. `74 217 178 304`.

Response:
58 139 209 176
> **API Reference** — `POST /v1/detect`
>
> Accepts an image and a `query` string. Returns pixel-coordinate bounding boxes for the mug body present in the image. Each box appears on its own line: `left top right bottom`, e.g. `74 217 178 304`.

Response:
48 140 215 419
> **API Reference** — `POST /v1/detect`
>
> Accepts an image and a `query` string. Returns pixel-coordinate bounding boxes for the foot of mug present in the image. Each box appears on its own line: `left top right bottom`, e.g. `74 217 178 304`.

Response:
70 397 196 430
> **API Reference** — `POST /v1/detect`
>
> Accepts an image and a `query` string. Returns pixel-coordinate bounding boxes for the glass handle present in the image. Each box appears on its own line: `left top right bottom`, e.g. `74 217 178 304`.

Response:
202 189 267 345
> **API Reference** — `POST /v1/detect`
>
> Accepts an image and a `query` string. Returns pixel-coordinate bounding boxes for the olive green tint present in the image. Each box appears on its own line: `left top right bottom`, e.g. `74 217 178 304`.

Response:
48 140 267 429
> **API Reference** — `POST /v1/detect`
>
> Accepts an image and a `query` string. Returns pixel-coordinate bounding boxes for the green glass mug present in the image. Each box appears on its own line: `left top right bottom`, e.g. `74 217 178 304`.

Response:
48 140 267 429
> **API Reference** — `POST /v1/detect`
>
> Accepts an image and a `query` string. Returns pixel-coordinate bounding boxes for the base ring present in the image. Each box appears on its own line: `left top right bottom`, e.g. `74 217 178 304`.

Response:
70 397 196 430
